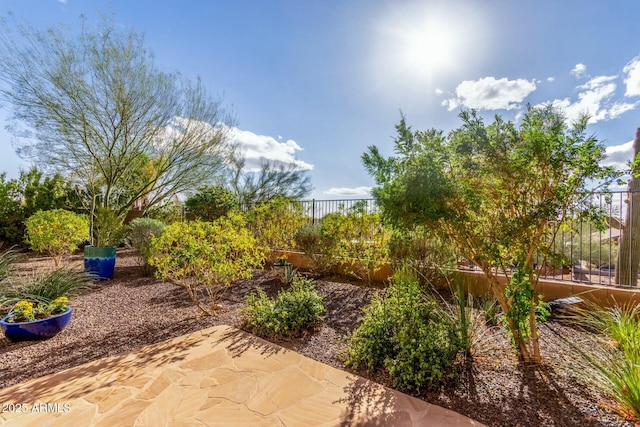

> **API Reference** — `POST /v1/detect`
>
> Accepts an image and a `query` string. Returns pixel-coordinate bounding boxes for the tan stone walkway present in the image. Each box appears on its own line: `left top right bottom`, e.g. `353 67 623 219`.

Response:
0 325 485 426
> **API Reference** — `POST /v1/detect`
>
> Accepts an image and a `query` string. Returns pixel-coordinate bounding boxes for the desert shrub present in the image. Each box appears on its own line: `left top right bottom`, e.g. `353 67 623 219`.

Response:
25 209 90 266
185 185 239 221
242 274 325 339
128 217 166 274
149 212 265 316
388 226 457 283
344 267 463 391
92 207 128 247
146 201 185 224
0 247 17 283
293 223 334 274
246 196 307 264
571 303 640 419
476 293 502 326
320 202 391 284
0 268 94 312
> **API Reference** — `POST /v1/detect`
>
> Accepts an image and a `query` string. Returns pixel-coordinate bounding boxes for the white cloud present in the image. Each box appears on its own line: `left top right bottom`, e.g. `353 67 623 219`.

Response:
58 0 68 3
623 56 640 97
607 102 638 119
543 75 638 124
229 127 313 172
434 88 443 96
602 139 634 171
571 63 587 78
580 75 616 90
443 77 536 111
547 76 555 82
323 186 372 197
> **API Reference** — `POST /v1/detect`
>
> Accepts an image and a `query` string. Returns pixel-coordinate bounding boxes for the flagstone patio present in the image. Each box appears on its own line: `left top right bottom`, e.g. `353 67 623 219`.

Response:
0 325 485 426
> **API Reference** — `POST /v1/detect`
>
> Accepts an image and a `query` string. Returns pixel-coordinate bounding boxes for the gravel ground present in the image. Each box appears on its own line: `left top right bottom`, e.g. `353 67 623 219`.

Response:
0 249 636 427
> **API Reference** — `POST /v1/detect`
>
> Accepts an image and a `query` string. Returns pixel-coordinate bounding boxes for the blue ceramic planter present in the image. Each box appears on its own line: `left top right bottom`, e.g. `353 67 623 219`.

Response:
0 307 73 341
84 246 117 280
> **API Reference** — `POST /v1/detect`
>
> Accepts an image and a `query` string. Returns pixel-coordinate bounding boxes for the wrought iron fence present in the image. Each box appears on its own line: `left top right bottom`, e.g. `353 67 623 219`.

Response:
201 191 640 287
291 192 640 287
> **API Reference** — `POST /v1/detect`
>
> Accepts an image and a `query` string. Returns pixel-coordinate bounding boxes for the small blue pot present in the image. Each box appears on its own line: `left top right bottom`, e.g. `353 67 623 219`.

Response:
84 246 117 280
1 307 73 341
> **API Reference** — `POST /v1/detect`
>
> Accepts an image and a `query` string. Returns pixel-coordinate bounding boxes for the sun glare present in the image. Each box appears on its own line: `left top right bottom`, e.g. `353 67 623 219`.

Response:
370 2 486 90
401 20 459 76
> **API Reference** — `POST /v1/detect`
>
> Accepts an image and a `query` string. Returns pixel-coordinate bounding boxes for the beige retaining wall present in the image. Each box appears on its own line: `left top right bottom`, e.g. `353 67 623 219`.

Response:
274 250 640 308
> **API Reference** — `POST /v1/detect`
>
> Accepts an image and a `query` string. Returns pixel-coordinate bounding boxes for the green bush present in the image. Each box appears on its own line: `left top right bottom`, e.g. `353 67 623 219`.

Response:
388 226 457 283
25 209 90 266
344 267 463 391
246 196 307 264
0 247 17 283
0 268 94 312
92 207 128 247
320 202 390 284
185 185 239 221
128 217 166 273
0 168 82 246
573 303 640 419
242 274 325 339
146 201 184 224
149 212 265 316
293 223 334 274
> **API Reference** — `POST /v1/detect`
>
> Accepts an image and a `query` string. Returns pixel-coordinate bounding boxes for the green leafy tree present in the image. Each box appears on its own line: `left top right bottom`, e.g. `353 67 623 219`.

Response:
0 168 81 246
149 212 264 316
25 209 90 266
362 106 620 362
0 173 24 245
0 14 235 222
19 167 82 216
185 185 239 221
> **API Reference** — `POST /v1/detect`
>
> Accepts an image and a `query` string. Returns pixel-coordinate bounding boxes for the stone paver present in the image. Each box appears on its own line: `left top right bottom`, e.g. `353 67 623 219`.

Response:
0 325 485 426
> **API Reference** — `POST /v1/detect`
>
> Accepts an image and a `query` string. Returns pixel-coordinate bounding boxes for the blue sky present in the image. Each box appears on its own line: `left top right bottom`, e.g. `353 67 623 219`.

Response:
0 0 639 199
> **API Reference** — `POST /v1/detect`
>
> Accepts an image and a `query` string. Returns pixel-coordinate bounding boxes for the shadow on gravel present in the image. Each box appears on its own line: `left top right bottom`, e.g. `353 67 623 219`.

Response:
427 360 613 427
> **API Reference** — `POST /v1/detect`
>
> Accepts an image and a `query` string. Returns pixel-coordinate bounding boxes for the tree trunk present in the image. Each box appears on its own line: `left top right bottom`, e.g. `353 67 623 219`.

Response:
616 128 640 286
482 267 534 361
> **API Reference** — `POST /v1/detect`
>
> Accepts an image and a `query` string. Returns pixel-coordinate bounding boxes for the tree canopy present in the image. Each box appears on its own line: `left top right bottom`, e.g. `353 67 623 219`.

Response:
228 156 312 207
363 105 621 361
0 14 235 218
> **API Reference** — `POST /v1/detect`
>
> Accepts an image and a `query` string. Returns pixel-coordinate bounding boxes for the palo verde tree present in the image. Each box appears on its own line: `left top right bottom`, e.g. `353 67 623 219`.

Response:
362 105 620 362
0 13 235 220
228 156 312 207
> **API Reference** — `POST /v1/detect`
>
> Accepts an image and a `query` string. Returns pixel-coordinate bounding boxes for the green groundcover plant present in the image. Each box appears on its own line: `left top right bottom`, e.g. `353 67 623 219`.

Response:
241 274 325 340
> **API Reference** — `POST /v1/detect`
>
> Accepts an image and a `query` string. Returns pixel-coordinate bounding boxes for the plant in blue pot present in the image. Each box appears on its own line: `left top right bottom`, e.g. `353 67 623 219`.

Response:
1 297 73 341
84 208 127 280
